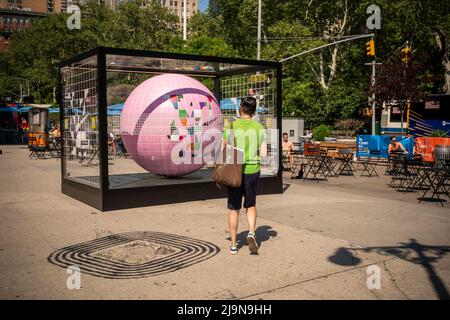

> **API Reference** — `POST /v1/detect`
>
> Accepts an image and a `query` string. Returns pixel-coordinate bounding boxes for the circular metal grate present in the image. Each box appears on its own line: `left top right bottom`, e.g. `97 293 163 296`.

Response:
48 231 220 279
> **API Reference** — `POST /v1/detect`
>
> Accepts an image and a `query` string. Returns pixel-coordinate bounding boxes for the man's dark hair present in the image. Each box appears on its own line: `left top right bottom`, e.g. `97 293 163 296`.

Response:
240 96 257 116
283 132 288 136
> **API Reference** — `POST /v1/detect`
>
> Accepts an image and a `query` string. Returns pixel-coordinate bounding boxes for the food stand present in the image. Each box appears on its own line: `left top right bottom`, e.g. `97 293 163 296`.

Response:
27 104 50 148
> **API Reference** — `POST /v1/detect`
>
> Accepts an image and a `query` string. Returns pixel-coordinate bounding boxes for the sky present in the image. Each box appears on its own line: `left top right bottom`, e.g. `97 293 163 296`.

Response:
198 0 209 12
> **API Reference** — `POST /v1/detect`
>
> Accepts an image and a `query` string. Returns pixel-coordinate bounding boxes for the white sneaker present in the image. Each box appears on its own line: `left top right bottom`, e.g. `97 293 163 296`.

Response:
229 245 238 255
246 232 258 254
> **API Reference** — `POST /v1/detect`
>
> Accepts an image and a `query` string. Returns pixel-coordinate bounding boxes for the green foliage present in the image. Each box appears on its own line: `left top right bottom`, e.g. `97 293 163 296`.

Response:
0 0 448 123
0 0 179 103
170 35 236 57
313 124 332 141
430 130 449 137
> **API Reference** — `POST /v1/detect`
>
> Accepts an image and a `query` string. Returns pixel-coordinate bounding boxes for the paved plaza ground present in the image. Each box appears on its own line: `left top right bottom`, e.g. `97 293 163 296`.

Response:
0 145 449 299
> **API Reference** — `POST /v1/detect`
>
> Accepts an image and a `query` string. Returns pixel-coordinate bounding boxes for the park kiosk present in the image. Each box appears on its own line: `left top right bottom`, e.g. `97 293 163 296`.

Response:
59 47 283 211
28 104 50 148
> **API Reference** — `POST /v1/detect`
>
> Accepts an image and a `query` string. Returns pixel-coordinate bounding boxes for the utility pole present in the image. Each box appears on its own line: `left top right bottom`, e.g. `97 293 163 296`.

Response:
365 37 379 135
183 0 187 41
371 62 377 135
365 61 377 135
401 41 412 138
257 0 261 60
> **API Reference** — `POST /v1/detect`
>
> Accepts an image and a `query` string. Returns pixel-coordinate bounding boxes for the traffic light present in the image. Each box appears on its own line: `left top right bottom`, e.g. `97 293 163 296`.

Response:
401 46 411 64
366 39 375 56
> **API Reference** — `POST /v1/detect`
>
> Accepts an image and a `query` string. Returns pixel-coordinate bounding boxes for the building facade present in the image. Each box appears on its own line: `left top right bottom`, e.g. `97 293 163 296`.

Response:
0 0 200 50
99 0 200 27
160 0 198 27
0 0 67 50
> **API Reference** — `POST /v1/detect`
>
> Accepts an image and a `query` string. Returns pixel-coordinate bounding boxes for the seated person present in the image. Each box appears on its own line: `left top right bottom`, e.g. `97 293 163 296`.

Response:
282 132 294 168
114 134 124 156
388 136 408 154
108 132 115 155
388 136 409 173
51 125 61 138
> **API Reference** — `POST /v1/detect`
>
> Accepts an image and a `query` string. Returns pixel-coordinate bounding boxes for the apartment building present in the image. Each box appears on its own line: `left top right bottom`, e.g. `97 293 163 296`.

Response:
0 0 67 50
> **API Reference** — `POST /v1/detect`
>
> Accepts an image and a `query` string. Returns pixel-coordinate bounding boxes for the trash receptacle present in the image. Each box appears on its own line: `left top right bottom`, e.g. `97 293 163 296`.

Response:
434 145 450 168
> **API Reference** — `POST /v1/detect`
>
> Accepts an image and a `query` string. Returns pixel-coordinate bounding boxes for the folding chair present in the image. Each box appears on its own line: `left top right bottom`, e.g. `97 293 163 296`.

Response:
418 165 449 206
48 137 61 158
29 135 47 160
304 147 328 181
388 153 406 188
290 151 305 179
28 136 37 159
358 151 379 177
321 149 338 177
282 150 291 171
337 149 356 176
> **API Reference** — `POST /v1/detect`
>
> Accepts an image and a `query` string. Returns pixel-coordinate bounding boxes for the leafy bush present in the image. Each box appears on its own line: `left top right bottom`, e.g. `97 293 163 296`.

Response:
430 130 448 137
313 124 332 141
334 119 365 135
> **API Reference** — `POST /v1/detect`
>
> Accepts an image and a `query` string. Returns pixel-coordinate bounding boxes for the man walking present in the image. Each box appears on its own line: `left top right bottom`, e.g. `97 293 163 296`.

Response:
223 96 267 255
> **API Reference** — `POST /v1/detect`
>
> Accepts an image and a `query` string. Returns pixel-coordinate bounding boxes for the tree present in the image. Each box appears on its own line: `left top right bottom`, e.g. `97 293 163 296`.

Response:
0 0 180 103
370 53 433 135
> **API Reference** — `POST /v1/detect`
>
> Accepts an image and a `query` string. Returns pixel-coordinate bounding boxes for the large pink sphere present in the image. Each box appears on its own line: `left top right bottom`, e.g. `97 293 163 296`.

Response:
120 74 223 176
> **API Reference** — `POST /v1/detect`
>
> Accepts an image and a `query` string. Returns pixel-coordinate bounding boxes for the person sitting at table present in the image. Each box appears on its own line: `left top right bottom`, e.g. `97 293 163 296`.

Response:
388 136 409 174
388 136 408 154
114 133 124 157
51 125 61 138
108 132 115 155
282 132 294 168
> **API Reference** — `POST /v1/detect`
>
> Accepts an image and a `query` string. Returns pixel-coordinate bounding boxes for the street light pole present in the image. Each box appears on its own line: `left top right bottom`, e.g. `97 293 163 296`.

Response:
13 77 30 100
257 0 261 60
280 34 374 62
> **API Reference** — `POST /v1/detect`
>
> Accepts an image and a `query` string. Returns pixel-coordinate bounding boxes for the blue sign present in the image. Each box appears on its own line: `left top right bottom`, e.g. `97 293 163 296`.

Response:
356 135 414 158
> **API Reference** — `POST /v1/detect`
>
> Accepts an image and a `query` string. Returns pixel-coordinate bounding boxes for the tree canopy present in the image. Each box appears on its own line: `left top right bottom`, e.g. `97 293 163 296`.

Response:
0 0 448 129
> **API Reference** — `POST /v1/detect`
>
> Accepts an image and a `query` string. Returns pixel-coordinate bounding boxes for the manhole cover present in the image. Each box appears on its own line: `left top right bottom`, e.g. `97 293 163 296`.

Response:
91 240 177 265
48 231 220 279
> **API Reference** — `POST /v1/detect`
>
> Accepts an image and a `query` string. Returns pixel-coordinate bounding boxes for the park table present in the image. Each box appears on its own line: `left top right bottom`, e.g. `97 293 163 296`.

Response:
417 162 450 206
302 147 328 181
336 149 356 176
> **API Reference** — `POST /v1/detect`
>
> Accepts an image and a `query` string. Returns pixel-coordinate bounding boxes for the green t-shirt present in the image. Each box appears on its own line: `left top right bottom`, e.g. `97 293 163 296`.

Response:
224 118 267 174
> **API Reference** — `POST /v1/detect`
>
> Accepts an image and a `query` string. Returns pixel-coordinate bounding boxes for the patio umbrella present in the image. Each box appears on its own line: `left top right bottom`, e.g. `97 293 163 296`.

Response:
0 106 20 112
108 103 124 112
18 106 32 113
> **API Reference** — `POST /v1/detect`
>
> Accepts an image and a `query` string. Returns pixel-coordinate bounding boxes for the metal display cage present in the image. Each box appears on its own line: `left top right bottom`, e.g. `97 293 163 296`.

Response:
59 47 283 211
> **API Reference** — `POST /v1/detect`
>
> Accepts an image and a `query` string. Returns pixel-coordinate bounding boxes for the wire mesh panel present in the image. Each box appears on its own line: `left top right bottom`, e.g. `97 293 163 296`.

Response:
60 47 282 210
61 55 100 187
220 69 279 176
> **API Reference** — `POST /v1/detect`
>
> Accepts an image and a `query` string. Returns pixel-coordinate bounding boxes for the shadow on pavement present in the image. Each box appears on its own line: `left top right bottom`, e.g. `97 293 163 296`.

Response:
328 247 362 266
328 238 450 300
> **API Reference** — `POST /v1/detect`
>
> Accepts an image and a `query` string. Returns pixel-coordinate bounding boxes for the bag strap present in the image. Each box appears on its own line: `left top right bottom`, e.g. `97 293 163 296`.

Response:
225 122 235 147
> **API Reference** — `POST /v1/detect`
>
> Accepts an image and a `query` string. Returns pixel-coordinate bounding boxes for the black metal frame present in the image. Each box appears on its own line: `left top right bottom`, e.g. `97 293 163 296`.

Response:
59 47 283 211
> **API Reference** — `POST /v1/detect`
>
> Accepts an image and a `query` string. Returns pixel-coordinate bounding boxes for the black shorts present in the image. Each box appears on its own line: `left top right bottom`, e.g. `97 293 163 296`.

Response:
227 172 260 210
